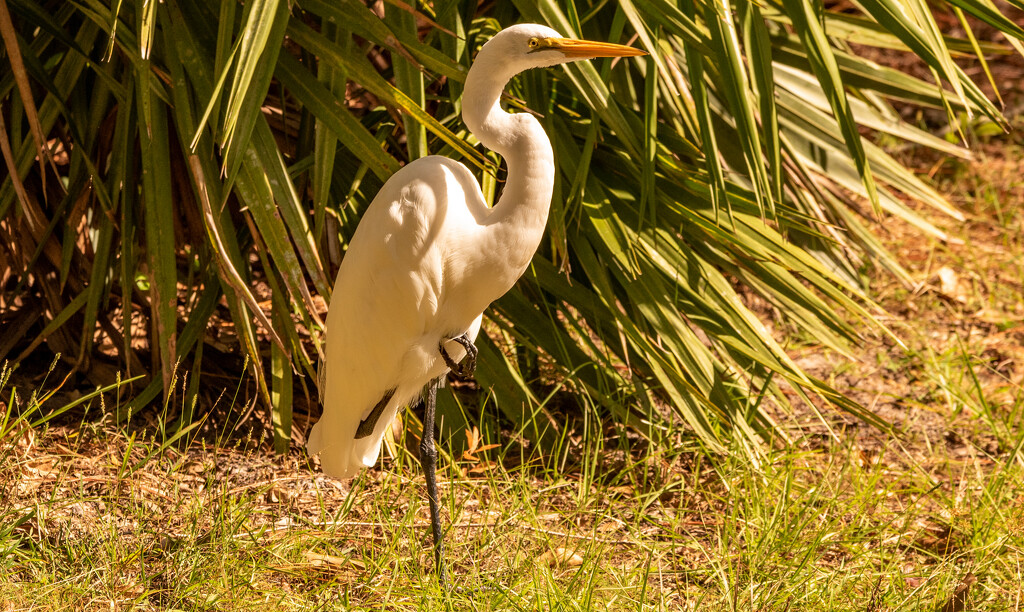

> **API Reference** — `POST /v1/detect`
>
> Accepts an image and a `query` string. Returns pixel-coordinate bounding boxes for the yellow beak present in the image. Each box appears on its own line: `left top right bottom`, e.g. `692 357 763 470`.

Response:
539 38 647 59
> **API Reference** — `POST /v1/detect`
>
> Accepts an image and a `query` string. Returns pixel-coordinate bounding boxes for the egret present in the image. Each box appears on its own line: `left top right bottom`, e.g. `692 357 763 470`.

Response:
307 23 645 582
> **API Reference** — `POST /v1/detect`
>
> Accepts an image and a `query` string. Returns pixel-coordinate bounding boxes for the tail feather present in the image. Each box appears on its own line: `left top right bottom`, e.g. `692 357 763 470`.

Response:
306 391 406 480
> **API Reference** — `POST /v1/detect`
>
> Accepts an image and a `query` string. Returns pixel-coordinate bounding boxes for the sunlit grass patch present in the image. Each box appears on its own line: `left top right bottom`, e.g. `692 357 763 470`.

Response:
3 132 1024 608
1 384 1022 611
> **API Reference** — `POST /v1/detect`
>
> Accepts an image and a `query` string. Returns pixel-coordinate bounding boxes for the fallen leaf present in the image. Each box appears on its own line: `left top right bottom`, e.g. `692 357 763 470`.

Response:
465 426 481 454
305 550 365 570
537 547 584 568
463 444 501 462
597 519 621 533
182 459 212 475
463 426 501 461
21 456 56 478
972 307 1020 326
17 427 35 455
464 462 496 475
265 485 294 504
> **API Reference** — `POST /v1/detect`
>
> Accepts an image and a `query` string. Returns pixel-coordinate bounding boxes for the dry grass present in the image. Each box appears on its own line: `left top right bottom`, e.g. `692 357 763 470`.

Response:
2 133 1024 610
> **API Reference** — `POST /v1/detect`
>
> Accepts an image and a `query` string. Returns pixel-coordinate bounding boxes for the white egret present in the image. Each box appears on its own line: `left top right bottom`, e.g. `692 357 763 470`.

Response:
307 23 645 582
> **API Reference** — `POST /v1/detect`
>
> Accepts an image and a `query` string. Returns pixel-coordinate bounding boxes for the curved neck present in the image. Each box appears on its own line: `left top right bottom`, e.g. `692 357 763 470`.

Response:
462 53 554 252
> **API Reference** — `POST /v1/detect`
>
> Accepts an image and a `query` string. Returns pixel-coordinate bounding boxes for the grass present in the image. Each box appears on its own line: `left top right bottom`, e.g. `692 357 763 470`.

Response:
0 381 1022 609
2 141 1024 611
3 407 1022 610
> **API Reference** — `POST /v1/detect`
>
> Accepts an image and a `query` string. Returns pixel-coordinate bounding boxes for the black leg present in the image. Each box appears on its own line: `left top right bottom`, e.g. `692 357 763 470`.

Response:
439 333 478 379
420 376 449 587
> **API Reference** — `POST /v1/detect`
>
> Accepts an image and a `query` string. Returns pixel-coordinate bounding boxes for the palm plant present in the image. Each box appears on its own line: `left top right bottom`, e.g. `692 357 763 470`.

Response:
0 0 1017 453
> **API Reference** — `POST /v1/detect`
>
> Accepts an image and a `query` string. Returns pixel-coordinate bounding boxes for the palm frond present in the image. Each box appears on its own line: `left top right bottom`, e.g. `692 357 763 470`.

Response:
2 0 1019 454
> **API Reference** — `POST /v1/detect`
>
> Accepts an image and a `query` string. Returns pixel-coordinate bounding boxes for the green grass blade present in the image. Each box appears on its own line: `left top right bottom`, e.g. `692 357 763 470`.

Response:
219 0 287 176
782 0 880 214
135 63 177 395
286 18 492 172
311 21 347 243
301 0 466 83
275 51 398 181
384 5 427 160
740 0 782 204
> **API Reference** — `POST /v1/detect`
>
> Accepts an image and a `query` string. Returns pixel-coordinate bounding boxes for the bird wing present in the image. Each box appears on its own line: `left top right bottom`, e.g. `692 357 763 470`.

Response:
309 156 488 478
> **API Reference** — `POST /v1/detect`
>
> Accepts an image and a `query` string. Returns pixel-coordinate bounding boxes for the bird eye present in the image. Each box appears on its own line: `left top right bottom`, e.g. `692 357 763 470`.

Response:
528 38 539 49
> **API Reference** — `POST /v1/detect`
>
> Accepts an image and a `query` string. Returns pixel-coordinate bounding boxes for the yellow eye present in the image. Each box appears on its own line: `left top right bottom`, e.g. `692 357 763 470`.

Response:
528 38 539 49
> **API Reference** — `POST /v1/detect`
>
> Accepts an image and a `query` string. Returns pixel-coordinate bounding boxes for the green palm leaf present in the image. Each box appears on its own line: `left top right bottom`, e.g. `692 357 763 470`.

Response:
2 0 1021 456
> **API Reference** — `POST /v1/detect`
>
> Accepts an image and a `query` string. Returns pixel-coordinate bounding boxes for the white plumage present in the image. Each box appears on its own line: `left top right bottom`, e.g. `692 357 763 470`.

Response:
307 24 644 538
306 156 493 476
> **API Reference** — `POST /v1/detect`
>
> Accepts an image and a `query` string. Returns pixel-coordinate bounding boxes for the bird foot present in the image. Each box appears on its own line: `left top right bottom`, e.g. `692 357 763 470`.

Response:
439 333 477 379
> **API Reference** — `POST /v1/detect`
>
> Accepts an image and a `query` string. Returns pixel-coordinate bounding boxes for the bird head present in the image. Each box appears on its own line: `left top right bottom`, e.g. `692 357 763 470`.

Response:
461 24 647 149
477 23 647 73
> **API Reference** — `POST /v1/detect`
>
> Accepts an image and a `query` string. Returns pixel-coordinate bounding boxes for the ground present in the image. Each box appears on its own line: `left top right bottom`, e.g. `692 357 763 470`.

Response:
2 126 1024 612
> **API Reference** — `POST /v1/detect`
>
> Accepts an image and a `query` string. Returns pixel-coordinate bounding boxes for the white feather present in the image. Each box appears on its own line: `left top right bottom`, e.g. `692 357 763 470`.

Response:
308 24 641 479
